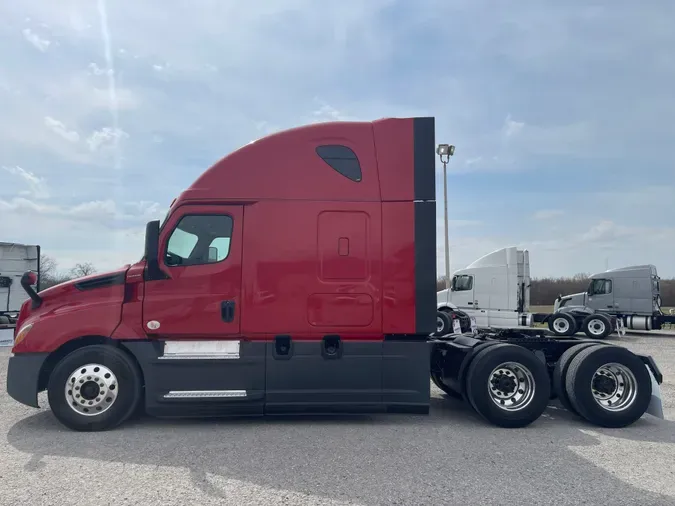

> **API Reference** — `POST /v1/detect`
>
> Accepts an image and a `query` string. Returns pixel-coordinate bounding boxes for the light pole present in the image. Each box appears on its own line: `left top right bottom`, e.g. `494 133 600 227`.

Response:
436 143 455 290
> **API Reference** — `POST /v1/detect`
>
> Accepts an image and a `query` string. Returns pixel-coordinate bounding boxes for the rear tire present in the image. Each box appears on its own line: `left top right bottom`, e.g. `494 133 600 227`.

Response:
582 314 612 339
548 312 577 336
47 345 143 432
565 345 652 428
465 343 550 428
552 342 608 414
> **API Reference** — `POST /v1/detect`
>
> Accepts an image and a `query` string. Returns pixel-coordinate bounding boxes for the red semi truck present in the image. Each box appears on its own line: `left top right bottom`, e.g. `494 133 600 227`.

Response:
6 116 664 431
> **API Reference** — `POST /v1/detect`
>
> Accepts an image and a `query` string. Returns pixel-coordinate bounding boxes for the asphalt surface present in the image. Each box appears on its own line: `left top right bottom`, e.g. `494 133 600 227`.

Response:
1 335 675 506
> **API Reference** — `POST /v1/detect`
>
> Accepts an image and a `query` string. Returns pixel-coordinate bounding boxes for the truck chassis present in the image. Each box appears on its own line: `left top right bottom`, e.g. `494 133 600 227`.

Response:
430 328 663 428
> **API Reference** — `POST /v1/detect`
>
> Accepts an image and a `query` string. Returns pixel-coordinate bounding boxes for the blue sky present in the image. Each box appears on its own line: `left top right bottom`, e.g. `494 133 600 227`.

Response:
1 0 674 278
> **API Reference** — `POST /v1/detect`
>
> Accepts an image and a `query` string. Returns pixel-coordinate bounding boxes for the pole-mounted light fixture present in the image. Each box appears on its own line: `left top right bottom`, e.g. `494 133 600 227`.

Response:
437 143 456 290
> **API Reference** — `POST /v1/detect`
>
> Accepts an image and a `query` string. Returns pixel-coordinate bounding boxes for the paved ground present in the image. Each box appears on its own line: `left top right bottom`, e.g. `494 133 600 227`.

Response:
1 335 675 506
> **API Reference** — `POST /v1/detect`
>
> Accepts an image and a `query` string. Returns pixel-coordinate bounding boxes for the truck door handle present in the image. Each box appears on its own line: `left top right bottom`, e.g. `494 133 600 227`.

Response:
468 302 473 305
221 300 235 322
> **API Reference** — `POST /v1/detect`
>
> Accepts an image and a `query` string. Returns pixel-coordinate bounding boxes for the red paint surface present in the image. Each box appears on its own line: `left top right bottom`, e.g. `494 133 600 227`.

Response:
15 117 424 352
12 268 128 353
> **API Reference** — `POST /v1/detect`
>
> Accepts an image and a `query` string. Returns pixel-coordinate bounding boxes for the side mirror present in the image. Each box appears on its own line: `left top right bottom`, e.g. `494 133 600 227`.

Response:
144 220 167 280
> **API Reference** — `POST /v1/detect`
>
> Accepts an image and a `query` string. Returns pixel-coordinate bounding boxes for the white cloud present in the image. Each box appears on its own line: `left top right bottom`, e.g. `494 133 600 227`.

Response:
311 102 355 122
44 116 80 143
503 115 524 138
0 197 166 272
2 166 50 199
86 127 129 152
88 62 113 76
21 28 51 52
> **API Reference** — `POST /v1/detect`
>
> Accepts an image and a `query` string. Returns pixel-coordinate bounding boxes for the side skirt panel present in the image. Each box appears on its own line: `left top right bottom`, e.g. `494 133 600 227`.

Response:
121 337 432 418
264 340 384 414
382 339 431 414
122 340 266 418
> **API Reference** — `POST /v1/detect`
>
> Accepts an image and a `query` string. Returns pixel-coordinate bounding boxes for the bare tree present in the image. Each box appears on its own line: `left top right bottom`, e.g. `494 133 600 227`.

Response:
36 253 98 289
70 262 97 278
39 253 57 279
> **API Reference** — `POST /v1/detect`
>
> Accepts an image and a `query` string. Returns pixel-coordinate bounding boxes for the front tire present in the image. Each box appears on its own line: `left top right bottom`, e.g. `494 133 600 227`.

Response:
465 343 551 428
47 345 143 431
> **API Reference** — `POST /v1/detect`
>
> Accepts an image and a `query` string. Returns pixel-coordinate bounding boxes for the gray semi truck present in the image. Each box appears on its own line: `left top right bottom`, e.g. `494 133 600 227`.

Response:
551 264 674 337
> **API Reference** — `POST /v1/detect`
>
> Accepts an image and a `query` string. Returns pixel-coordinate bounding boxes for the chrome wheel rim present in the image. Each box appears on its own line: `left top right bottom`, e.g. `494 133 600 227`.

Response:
591 363 637 411
437 316 445 333
65 363 119 416
587 318 606 336
487 362 536 411
553 317 570 334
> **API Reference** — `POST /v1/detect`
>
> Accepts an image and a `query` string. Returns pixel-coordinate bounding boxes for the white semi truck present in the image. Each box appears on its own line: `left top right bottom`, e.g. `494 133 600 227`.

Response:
435 246 674 339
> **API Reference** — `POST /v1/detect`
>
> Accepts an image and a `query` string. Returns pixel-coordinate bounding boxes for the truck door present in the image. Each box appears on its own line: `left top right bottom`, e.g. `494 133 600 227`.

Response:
451 274 475 311
587 278 615 312
140 204 265 414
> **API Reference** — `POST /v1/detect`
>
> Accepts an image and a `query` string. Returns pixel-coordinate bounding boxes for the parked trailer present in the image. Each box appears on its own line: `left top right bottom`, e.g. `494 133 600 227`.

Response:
5 117 664 431
0 242 40 328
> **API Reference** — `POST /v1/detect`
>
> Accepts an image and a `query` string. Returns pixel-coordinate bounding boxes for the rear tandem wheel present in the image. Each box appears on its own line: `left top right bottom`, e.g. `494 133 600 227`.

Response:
564 344 653 428
464 343 551 428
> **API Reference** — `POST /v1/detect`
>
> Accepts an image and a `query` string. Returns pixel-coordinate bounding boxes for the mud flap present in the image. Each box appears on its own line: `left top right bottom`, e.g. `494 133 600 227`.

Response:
645 367 664 419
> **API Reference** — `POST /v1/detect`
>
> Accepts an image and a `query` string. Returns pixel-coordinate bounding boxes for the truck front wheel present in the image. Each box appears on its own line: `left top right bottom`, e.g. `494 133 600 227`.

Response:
465 343 550 428
47 345 143 431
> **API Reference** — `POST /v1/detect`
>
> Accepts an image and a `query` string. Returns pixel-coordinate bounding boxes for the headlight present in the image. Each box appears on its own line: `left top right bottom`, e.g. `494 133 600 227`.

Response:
14 323 33 346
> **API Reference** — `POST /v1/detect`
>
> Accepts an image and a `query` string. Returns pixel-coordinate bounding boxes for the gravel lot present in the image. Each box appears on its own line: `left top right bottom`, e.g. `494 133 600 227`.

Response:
1 335 675 506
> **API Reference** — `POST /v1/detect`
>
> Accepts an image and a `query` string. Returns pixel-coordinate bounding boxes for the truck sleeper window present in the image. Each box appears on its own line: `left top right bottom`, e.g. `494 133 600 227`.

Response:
166 214 233 266
316 145 362 182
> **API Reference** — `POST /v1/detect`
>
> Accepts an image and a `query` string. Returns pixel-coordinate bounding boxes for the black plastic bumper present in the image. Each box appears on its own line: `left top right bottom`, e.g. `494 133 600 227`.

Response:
6 352 49 408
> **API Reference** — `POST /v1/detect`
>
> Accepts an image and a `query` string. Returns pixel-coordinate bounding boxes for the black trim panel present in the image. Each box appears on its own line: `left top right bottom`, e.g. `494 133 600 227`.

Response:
122 340 265 418
265 340 383 413
74 272 126 291
121 338 433 418
382 340 431 413
414 200 437 336
413 117 436 201
6 352 49 408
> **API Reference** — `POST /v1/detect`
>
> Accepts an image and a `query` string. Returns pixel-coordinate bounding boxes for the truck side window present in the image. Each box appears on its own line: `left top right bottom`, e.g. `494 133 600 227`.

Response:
165 214 233 266
451 275 473 291
316 145 362 182
589 279 612 295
